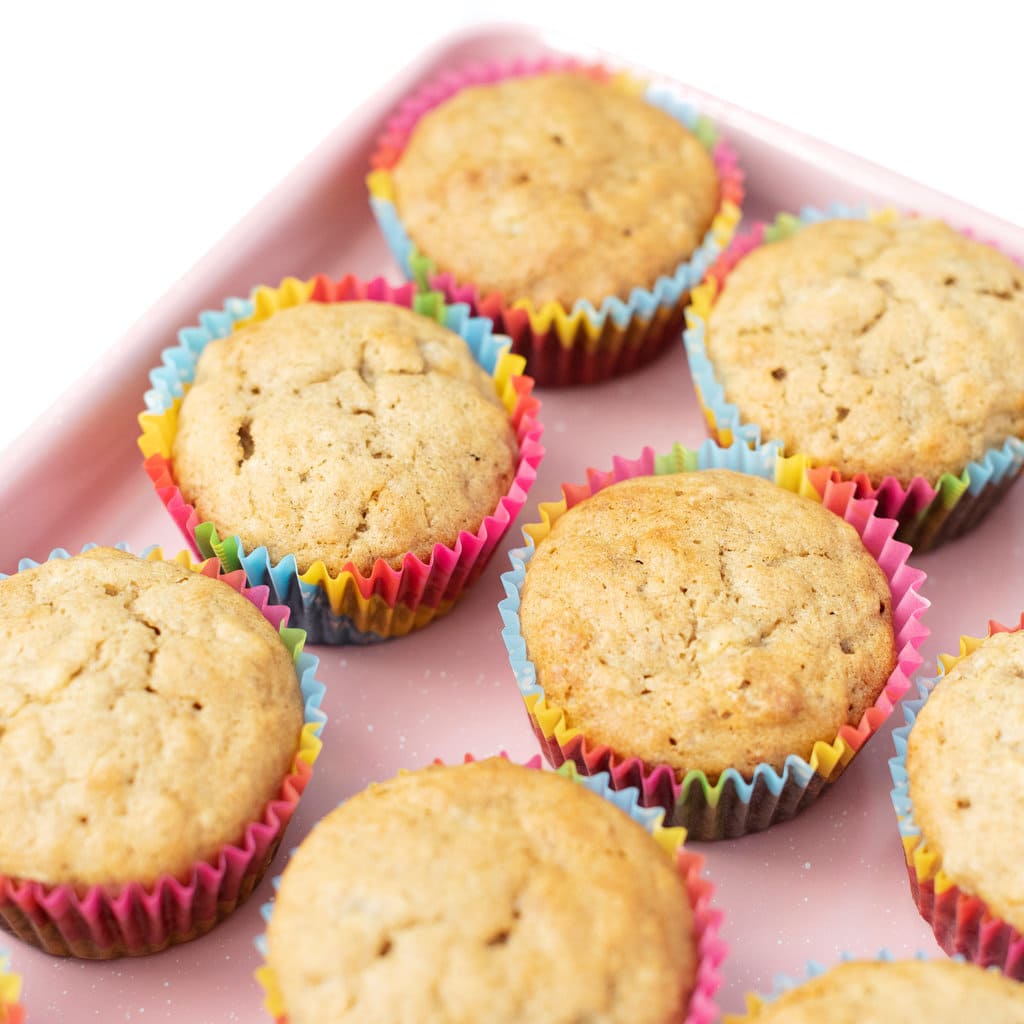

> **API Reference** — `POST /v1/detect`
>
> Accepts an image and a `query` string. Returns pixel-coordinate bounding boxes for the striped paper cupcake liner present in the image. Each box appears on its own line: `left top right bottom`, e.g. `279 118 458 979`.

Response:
683 204 1024 552
368 57 744 386
890 616 1024 980
0 544 326 958
254 756 726 1024
138 275 544 644
499 439 929 840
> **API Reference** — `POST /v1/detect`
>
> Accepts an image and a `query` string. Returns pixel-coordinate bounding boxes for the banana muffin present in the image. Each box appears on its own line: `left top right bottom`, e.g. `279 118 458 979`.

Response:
390 71 721 308
518 469 896 781
729 958 1024 1023
905 627 1024 937
265 758 697 1024
704 217 1024 483
172 300 518 576
0 547 303 888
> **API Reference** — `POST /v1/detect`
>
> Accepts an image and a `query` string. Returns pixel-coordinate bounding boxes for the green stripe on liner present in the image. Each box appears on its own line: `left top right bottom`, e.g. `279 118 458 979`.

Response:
409 250 436 292
412 289 445 324
654 444 701 476
194 522 242 573
694 115 717 149
279 626 306 663
936 469 971 509
764 212 803 244
682 767 727 807
193 521 217 561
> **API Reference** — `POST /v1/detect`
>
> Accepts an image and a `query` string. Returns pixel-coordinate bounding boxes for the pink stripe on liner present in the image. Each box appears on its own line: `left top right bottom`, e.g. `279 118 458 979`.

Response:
908 869 1024 981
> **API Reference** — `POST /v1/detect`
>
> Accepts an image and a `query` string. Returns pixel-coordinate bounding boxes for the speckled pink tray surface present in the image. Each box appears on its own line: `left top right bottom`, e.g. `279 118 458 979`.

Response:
1 22 1022 1022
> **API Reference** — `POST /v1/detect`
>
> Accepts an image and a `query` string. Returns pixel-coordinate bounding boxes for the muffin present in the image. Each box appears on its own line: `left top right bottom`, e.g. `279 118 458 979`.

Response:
891 620 1024 979
726 957 1024 1022
369 59 743 385
139 275 544 643
0 545 325 957
685 207 1024 549
258 758 724 1024
501 441 929 838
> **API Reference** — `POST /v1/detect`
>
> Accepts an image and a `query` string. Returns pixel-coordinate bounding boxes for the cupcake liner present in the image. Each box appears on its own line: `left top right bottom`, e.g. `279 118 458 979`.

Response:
890 615 1024 980
138 274 544 644
253 756 726 1024
0 543 327 959
367 57 744 387
0 949 23 1024
723 948 943 1021
683 204 1024 552
499 439 930 839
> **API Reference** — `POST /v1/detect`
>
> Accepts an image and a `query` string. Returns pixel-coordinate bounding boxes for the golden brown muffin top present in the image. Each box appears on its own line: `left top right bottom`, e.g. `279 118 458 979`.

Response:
173 302 518 576
907 627 1024 932
706 218 1024 482
735 959 1024 1023
266 758 695 1024
0 548 303 886
519 471 895 780
392 72 720 307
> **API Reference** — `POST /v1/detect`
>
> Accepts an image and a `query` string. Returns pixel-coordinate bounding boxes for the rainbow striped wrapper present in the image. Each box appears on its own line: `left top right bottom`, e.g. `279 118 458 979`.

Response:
0 544 326 958
500 440 929 840
890 616 1024 980
254 757 726 1024
683 204 1024 552
139 275 544 644
368 57 744 387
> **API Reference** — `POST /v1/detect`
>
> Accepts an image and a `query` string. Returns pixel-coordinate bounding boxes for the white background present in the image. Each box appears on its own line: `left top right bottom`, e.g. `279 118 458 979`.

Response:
1 0 1021 458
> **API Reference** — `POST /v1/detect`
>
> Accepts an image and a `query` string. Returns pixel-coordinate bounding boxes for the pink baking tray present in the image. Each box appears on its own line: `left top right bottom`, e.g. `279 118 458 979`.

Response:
3 21 1023 1022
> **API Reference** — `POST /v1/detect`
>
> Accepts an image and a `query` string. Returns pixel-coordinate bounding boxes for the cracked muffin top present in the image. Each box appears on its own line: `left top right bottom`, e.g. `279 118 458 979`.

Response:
735 958 1024 1023
172 301 518 576
706 218 1024 481
265 757 696 1024
906 628 1024 934
519 470 895 780
391 72 720 308
0 547 303 886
